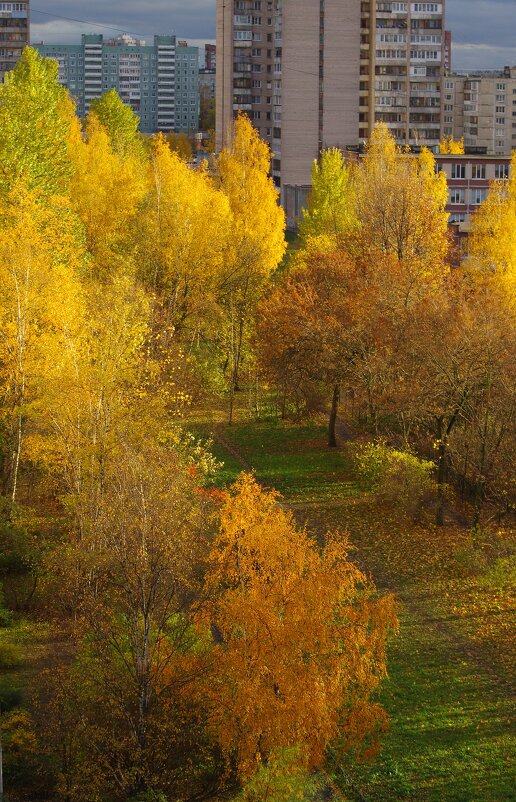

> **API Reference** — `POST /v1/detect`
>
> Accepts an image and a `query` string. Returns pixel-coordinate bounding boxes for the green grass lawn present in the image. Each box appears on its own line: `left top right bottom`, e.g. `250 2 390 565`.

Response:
194 411 515 802
200 416 365 501
334 605 515 802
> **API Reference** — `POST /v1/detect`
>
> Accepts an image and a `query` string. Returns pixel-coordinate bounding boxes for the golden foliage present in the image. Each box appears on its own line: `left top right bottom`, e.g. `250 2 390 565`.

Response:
468 151 516 301
68 113 146 278
137 134 231 334
439 136 465 154
0 183 85 502
355 124 449 269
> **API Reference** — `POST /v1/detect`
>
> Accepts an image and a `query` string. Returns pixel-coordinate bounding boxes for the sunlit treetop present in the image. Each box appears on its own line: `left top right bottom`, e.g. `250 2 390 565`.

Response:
89 89 145 161
0 47 75 196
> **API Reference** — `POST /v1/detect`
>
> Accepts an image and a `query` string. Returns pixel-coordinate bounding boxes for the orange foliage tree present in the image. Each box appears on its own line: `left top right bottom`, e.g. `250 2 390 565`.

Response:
201 474 398 780
257 249 407 446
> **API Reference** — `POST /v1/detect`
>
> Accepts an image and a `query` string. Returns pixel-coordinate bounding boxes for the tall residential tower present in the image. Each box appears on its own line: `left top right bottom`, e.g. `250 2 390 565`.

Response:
217 0 446 216
0 1 29 81
443 66 516 156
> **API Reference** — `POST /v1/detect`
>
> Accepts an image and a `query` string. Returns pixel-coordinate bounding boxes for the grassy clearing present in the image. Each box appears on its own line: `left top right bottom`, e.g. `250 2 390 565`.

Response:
201 416 365 501
335 605 515 802
198 411 515 802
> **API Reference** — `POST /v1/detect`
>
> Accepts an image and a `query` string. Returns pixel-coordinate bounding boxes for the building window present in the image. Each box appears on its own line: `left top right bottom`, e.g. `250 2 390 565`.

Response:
471 188 487 205
449 188 465 205
471 164 486 179
451 163 465 179
495 163 509 179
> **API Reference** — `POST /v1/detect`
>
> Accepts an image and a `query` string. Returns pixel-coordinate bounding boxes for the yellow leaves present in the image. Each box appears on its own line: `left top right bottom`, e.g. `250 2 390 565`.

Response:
468 152 516 304
439 136 465 155
216 114 286 284
139 133 232 319
166 130 193 161
0 182 86 497
68 113 146 278
355 124 450 271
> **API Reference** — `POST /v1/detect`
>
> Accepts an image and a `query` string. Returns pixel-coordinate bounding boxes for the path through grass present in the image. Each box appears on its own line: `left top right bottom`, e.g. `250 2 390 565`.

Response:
195 412 515 802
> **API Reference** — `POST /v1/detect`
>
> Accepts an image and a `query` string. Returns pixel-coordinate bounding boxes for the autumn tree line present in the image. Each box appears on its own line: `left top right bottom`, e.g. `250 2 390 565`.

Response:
259 133 515 529
0 49 399 802
0 46 513 801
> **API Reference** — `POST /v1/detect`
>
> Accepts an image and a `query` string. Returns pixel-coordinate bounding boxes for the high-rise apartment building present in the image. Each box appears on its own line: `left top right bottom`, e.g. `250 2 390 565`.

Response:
443 67 516 156
35 34 181 134
0 1 29 81
175 42 201 133
217 0 446 207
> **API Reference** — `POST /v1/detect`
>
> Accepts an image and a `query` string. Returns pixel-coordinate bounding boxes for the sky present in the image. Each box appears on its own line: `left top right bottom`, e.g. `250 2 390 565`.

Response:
29 0 516 71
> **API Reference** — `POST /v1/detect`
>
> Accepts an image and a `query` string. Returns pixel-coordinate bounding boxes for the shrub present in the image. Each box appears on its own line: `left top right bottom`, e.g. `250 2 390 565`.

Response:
0 637 23 668
355 441 435 517
237 747 323 802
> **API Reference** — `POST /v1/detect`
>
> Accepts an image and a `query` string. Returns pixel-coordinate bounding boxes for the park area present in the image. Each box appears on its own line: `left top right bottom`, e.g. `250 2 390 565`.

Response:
191 405 515 802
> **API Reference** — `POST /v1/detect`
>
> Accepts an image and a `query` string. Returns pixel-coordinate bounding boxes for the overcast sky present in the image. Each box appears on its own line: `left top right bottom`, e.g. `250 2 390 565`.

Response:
30 0 516 71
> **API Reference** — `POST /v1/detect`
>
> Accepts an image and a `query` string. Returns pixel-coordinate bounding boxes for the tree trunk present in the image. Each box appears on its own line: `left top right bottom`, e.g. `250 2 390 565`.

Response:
233 314 245 392
328 384 340 448
228 300 236 425
472 408 489 530
436 417 446 527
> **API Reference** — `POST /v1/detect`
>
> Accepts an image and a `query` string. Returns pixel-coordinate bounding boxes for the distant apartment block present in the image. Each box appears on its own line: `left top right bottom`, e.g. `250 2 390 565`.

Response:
175 42 200 133
0 1 29 81
35 34 199 134
438 153 511 223
442 66 516 156
217 0 446 206
435 153 512 257
205 43 216 70
200 67 216 99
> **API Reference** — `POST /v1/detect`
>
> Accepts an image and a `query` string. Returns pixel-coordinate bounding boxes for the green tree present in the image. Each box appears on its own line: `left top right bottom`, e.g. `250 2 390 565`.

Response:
89 89 145 160
236 747 324 802
0 47 75 195
300 148 358 247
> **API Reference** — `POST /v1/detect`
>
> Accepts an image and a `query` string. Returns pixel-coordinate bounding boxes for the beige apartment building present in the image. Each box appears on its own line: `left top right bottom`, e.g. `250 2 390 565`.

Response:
217 0 447 215
443 66 516 156
0 1 29 81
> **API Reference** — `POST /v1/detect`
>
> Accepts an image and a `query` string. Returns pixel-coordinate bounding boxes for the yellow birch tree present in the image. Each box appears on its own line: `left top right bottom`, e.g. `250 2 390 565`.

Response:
215 115 286 416
468 151 516 300
355 123 449 274
0 184 85 506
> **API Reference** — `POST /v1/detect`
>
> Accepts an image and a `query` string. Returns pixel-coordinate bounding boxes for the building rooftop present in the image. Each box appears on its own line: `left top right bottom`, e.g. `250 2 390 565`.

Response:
450 65 516 79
